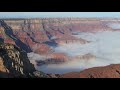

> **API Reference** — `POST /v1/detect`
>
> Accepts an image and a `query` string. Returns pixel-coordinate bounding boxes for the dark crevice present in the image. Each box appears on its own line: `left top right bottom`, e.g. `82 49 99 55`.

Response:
0 38 4 43
43 40 58 47
26 32 40 43
41 20 59 48
42 21 53 40
116 70 120 75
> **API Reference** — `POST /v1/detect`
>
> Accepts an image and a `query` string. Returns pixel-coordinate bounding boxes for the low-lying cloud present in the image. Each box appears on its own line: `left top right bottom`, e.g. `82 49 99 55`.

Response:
27 30 120 74
36 31 120 74
27 52 47 61
27 52 51 68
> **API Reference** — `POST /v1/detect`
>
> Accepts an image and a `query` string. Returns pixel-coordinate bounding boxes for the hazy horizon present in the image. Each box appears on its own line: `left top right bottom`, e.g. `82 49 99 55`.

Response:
0 12 120 18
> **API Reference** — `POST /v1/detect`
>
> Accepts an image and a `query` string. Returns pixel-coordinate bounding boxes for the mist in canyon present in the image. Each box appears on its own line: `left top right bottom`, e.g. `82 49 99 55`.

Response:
28 23 120 74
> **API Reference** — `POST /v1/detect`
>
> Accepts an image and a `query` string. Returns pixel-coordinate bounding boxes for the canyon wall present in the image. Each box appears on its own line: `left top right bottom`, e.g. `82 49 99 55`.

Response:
0 43 52 78
62 64 120 78
0 18 120 78
0 18 115 55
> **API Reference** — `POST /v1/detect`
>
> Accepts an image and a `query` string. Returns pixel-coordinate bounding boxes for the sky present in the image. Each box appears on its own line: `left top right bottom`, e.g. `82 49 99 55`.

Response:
0 12 120 18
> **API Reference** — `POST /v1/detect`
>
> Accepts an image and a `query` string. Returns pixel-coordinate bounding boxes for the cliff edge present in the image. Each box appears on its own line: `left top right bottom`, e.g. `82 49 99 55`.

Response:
0 43 51 78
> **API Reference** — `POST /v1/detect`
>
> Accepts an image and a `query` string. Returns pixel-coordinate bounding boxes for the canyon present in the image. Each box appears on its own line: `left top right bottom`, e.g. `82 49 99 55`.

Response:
0 18 120 78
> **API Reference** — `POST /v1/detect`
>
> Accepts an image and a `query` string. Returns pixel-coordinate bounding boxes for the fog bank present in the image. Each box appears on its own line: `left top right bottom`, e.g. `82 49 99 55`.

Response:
37 31 120 74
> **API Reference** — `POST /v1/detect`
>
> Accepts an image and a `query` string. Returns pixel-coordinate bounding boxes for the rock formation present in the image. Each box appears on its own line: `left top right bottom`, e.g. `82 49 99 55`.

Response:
36 53 69 65
0 43 51 78
74 53 96 61
62 64 120 78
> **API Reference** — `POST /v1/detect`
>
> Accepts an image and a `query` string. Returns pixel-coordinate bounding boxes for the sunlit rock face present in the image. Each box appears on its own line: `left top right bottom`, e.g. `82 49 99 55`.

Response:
0 43 56 78
61 64 120 78
0 43 36 77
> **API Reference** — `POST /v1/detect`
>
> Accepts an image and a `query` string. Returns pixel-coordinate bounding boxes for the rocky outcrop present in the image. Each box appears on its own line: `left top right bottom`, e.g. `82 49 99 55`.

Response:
74 53 96 61
0 43 35 77
62 64 120 78
0 43 52 78
36 53 69 66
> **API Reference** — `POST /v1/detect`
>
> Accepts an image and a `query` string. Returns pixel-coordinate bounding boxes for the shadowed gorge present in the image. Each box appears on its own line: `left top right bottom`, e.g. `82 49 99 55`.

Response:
0 20 32 52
